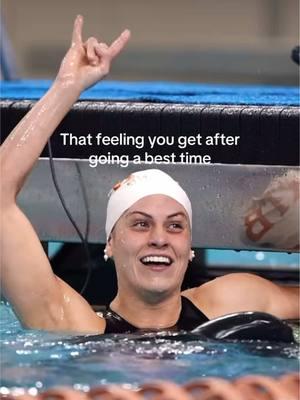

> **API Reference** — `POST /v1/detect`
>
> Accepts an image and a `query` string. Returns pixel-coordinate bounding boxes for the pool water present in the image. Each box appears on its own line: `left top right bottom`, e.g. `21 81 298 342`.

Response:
0 301 299 394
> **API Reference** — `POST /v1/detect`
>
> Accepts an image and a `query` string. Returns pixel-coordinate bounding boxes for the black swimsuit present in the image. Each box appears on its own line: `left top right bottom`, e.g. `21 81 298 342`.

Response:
103 296 209 334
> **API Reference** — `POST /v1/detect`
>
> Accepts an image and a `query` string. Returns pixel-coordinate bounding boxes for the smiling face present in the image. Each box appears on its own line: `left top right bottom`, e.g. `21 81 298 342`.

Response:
106 194 192 301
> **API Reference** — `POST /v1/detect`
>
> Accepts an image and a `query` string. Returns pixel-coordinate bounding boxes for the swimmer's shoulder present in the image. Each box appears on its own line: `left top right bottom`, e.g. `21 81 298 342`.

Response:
182 285 215 319
55 277 106 334
182 272 272 319
63 303 106 334
76 310 106 334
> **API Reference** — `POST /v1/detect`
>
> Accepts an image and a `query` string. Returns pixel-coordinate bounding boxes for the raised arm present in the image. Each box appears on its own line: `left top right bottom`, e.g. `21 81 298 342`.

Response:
1 16 130 196
0 16 130 333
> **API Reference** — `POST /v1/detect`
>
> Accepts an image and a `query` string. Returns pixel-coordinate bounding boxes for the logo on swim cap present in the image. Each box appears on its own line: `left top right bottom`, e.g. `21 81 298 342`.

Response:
111 174 136 194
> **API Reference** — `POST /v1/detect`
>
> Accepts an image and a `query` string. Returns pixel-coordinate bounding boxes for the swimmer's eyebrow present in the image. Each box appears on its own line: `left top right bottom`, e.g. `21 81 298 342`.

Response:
125 211 153 219
167 212 187 220
126 211 187 220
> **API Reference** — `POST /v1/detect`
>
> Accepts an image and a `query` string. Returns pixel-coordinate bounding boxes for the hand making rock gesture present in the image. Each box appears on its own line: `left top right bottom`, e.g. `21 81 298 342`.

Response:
56 15 130 92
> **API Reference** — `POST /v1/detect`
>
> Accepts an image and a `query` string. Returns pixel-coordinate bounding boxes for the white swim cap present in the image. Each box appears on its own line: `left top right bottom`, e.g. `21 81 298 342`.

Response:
105 169 192 239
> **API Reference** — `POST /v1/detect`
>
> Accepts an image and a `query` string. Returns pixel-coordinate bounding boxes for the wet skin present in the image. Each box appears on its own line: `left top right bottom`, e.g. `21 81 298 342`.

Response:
107 194 192 302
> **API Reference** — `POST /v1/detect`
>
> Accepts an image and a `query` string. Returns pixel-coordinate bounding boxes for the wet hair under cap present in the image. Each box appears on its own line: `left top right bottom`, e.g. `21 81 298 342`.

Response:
105 169 192 239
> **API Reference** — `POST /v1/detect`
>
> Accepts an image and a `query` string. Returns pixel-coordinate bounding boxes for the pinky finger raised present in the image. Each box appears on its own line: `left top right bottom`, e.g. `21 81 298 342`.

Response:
109 29 131 59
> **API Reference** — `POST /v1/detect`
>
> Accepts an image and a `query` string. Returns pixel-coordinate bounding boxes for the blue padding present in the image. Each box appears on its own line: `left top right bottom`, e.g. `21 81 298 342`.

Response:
1 80 299 106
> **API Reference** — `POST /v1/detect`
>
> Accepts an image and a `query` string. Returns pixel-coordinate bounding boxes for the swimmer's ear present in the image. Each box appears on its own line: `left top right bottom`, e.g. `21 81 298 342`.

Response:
105 236 113 258
189 249 195 262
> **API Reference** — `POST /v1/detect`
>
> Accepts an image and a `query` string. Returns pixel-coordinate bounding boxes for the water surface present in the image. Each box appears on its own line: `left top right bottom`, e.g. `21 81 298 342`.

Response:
0 302 299 394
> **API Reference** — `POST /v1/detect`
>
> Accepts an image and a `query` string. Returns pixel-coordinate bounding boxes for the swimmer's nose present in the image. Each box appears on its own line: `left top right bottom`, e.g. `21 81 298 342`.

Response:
148 225 169 248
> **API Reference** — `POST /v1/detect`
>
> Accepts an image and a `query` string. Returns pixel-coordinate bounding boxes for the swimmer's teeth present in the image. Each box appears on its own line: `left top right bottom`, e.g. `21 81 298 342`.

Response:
141 256 171 265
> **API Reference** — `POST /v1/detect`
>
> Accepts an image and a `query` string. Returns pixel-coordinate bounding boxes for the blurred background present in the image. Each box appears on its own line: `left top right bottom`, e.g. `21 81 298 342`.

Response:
1 0 299 84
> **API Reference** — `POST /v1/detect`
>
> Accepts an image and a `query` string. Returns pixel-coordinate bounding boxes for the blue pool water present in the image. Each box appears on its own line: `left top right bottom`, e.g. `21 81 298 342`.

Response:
0 302 299 394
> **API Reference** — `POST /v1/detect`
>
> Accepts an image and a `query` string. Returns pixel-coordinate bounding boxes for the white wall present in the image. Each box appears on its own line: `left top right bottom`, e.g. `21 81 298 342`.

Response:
1 0 299 83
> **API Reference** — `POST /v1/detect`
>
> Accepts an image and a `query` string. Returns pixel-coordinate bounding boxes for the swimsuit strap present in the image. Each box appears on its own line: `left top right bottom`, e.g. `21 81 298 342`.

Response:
177 296 209 330
103 308 138 334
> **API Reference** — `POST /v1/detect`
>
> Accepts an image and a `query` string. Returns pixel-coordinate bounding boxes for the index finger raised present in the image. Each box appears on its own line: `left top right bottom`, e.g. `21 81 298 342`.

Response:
71 15 84 46
109 29 131 58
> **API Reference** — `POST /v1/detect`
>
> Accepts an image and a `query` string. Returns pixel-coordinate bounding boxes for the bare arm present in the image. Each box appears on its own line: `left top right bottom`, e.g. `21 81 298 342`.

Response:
0 16 130 333
1 16 130 201
190 273 299 320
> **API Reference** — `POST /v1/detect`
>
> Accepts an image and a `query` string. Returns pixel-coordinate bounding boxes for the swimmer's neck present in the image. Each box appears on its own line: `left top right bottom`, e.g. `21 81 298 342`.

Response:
110 290 182 330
